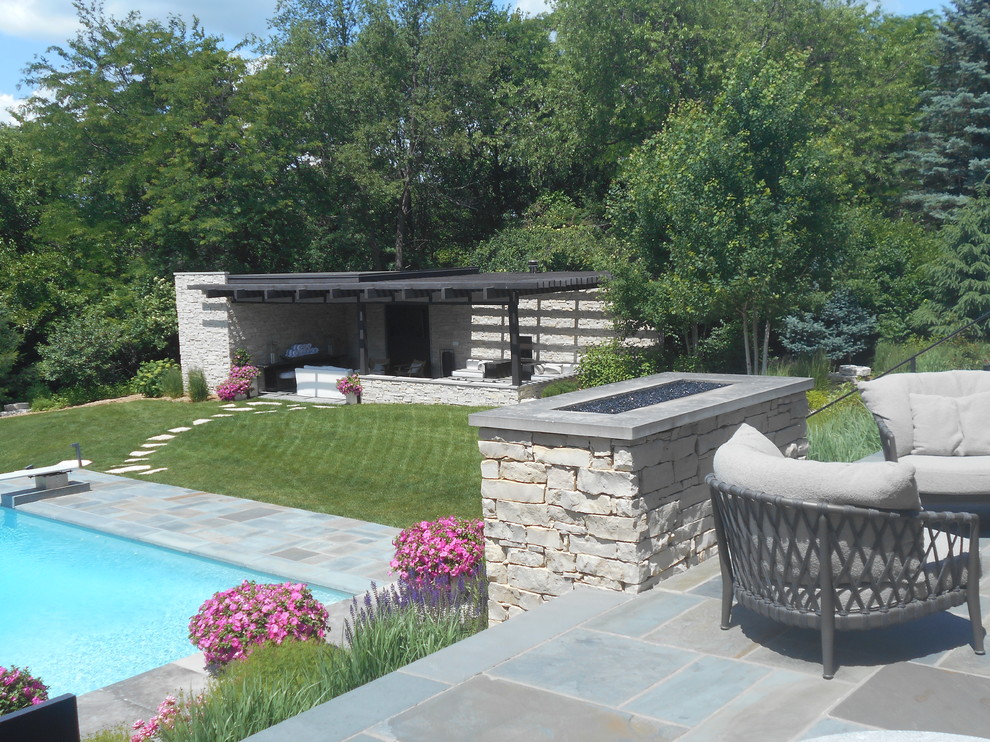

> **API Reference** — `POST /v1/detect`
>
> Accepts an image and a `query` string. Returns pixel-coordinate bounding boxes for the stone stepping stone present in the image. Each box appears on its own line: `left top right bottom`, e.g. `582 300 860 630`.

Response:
168 427 192 433
253 410 279 414
192 419 213 425
124 458 147 463
106 465 151 474
312 405 337 409
246 401 283 406
225 407 253 412
288 406 306 411
128 450 154 457
147 434 176 441
138 467 168 475
212 414 233 418
142 442 168 448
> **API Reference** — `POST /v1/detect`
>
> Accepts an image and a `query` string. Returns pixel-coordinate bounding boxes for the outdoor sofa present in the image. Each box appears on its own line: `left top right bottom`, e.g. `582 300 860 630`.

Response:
858 369 990 500
708 423 984 679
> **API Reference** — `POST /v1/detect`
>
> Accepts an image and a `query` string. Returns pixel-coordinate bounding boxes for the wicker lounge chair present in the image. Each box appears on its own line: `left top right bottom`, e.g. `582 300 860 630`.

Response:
709 424 984 679
858 370 990 500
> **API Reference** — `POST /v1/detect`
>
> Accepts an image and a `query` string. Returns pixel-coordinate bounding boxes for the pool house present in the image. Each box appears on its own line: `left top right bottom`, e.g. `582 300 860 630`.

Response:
174 267 638 405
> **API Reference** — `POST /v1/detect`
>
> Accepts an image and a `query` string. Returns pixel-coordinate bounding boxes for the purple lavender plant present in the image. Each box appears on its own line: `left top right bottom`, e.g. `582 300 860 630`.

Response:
343 572 486 647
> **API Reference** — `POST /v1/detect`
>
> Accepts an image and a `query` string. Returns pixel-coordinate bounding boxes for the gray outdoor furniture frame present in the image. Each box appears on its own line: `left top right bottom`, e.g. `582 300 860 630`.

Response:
707 474 985 679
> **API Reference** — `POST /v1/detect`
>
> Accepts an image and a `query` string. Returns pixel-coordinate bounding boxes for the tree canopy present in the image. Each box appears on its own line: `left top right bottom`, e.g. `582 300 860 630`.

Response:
0 0 979 397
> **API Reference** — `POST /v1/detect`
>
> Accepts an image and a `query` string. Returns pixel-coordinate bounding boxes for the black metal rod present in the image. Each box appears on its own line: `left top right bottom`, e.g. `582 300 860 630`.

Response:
807 308 990 418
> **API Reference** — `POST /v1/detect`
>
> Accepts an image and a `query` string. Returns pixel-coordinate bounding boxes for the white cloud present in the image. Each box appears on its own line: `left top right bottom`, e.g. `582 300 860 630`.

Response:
0 0 277 45
0 92 27 126
512 0 551 17
0 1 78 40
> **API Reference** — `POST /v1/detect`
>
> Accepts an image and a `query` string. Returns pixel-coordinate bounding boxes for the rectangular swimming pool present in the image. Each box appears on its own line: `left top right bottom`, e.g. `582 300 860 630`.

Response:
0 508 351 696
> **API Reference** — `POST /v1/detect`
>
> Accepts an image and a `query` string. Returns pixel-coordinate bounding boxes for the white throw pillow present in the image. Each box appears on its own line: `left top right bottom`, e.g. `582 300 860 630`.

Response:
713 423 921 510
909 391 990 456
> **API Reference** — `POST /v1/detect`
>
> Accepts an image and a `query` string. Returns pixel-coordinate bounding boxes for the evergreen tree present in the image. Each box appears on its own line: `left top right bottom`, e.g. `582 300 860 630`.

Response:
901 0 990 222
913 196 990 335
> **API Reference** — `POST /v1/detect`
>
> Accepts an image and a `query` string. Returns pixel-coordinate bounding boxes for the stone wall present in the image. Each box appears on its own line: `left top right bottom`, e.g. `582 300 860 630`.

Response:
469 289 654 365
362 376 551 406
470 373 811 622
175 272 234 389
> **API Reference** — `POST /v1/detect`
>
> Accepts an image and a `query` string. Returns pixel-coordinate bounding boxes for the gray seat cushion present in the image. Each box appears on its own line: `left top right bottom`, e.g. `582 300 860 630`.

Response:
899 454 990 496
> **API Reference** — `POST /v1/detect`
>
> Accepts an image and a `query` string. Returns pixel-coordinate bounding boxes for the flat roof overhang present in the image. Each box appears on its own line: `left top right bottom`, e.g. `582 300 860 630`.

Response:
189 268 607 305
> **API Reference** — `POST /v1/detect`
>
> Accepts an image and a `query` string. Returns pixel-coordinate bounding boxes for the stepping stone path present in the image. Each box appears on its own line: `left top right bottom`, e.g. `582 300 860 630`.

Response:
99 400 323 476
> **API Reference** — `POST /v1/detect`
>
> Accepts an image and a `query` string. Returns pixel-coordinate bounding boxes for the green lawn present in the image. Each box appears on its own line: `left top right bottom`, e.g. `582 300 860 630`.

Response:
0 400 486 528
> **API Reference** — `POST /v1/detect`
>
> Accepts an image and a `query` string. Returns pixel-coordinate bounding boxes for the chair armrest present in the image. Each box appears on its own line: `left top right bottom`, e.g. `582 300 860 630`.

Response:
874 415 898 462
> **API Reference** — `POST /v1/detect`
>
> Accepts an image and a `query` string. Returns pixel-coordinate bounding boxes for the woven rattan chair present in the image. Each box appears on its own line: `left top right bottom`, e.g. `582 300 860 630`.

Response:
707 474 984 679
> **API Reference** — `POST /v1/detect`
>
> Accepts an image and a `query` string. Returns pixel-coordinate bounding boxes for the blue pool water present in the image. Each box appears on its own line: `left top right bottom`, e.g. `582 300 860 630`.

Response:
0 509 351 696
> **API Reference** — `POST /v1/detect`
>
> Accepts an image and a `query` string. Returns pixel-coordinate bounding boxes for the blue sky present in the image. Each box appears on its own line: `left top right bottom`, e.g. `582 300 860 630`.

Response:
0 0 944 125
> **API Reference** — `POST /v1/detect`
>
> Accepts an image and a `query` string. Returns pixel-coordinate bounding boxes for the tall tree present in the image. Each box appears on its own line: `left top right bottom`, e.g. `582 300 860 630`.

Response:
608 48 849 374
19 1 314 273
531 0 735 199
901 0 990 222
913 195 990 334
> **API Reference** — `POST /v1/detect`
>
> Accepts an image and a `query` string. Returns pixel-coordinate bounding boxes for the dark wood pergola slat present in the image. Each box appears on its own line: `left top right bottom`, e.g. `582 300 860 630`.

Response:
191 268 604 305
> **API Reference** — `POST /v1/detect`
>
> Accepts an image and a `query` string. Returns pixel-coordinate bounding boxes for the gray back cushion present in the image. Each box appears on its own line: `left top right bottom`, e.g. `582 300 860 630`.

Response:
713 423 920 510
858 370 990 457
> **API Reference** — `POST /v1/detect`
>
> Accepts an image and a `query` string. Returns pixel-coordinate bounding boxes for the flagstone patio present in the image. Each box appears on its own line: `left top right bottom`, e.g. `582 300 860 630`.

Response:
4 471 990 741
245 552 990 742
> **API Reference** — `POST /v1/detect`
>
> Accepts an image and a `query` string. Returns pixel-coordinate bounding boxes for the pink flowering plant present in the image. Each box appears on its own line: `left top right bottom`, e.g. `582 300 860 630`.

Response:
188 581 329 667
215 365 260 402
390 516 484 586
130 694 189 741
0 665 49 715
336 373 363 396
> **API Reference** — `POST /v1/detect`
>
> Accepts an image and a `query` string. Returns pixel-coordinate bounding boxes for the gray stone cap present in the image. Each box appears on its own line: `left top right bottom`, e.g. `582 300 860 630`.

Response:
468 372 813 441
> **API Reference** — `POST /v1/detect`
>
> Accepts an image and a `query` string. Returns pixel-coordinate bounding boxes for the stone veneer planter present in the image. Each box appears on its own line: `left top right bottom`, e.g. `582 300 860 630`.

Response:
468 371 813 622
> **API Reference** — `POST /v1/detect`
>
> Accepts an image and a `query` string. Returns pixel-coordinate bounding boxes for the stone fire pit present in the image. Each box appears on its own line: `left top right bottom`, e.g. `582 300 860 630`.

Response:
469 372 813 622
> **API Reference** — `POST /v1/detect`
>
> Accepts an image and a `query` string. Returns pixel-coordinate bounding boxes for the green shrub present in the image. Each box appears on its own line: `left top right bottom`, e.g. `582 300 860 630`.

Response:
131 360 179 398
577 340 664 388
806 397 880 462
779 289 877 362
161 366 184 398
155 579 486 742
36 310 132 389
31 395 66 412
30 382 129 411
768 350 832 390
82 726 130 742
187 369 209 403
873 338 990 376
540 378 581 397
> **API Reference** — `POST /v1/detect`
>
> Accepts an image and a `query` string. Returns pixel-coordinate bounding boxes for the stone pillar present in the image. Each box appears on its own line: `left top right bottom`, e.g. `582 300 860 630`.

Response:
174 272 232 390
470 372 812 622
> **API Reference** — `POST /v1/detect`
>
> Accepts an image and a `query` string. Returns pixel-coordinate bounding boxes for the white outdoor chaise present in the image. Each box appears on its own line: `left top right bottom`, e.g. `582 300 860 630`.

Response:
294 365 353 400
451 359 487 380
858 370 990 500
530 362 578 382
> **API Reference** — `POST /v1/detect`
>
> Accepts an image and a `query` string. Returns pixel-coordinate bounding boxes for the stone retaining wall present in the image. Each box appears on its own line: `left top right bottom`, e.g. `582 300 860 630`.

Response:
469 373 812 622
361 376 553 406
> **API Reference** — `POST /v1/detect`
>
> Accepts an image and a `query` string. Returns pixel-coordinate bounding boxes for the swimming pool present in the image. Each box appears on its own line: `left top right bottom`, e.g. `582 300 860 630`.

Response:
0 508 351 696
